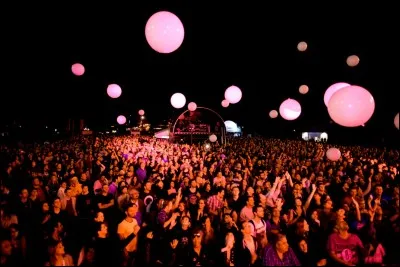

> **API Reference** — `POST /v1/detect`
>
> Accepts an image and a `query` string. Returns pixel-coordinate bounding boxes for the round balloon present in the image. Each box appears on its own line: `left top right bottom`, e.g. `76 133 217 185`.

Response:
347 55 360 67
145 11 185 54
326 148 341 161
324 82 350 107
395 113 399 130
71 63 85 76
269 110 278 119
328 85 375 127
299 85 309 94
117 115 126 125
221 99 229 108
107 84 122 99
297 41 307 52
209 134 217 142
170 93 186 109
224 85 242 104
188 102 197 111
279 99 301 121
138 110 145 116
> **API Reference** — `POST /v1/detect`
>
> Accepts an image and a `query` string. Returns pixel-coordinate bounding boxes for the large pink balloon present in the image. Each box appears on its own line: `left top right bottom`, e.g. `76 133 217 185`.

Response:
221 100 229 108
145 11 185 54
170 93 186 109
107 84 122 99
138 110 145 116
117 115 126 125
224 86 242 104
279 99 301 121
395 113 399 130
324 82 350 107
188 102 197 111
71 63 85 76
328 85 375 127
326 148 341 161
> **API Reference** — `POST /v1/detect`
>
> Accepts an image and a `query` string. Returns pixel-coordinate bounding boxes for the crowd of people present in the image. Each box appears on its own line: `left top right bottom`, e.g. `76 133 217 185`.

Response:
0 135 399 266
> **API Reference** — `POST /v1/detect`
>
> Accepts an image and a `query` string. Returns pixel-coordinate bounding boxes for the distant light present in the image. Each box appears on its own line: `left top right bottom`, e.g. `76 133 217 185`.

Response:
45 126 48 128
55 129 57 132
141 116 145 120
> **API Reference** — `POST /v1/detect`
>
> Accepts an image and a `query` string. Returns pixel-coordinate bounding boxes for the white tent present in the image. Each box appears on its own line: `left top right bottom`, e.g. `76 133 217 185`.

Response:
154 128 170 139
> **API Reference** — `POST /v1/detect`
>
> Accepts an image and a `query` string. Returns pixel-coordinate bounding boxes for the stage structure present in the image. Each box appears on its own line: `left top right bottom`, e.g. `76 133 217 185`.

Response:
171 107 227 145
302 132 328 141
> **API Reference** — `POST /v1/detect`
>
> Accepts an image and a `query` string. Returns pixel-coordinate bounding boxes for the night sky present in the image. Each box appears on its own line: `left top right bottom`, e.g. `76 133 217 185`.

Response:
1 4 398 146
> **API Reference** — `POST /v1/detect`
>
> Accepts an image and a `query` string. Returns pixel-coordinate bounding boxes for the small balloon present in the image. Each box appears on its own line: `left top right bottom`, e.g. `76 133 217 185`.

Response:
269 110 278 119
326 148 341 161
279 99 301 121
107 84 122 99
224 85 242 104
346 55 360 67
221 100 229 108
395 113 399 130
188 102 197 111
324 82 350 107
145 11 185 54
71 63 85 76
297 41 307 52
138 110 145 116
170 93 186 109
209 134 217 142
299 85 309 94
327 85 375 127
117 115 126 125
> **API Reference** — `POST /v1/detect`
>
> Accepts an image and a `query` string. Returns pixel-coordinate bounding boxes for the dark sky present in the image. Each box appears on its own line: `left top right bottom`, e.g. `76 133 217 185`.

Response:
1 4 398 145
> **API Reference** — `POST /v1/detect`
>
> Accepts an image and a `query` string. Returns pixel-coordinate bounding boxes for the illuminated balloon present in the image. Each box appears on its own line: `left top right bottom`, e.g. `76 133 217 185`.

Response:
170 93 186 109
117 115 126 125
324 82 350 107
299 85 309 94
138 110 145 116
279 99 301 121
221 100 229 108
145 11 185 54
346 55 360 67
328 85 375 127
297 41 307 52
209 134 217 142
107 84 122 99
269 110 278 119
326 148 341 161
395 113 399 130
188 102 197 111
71 63 85 76
224 85 242 104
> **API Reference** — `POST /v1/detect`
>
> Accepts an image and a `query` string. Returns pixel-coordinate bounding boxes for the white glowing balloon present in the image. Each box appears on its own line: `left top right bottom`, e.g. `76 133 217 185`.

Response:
117 115 126 125
209 134 217 142
297 41 307 52
221 99 229 108
188 102 197 111
170 93 186 109
395 113 399 130
324 82 350 107
320 132 328 139
299 85 309 94
347 55 360 67
279 99 302 120
224 85 242 104
138 110 145 116
107 84 122 99
269 110 278 119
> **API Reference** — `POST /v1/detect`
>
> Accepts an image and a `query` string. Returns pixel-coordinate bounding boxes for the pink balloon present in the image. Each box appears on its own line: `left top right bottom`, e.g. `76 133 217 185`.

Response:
138 110 145 116
209 134 217 142
297 41 307 52
347 55 360 67
188 102 197 111
71 63 85 76
299 85 309 94
324 82 350 107
107 84 122 99
269 110 278 119
279 99 301 121
395 113 399 130
224 85 242 104
221 100 229 108
145 11 185 54
328 85 375 127
117 115 126 125
326 147 341 161
170 93 186 109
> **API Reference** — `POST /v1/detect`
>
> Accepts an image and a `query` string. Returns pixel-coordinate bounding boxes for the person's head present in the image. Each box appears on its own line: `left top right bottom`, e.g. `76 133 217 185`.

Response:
0 239 12 256
95 211 105 222
192 229 203 246
129 188 140 200
336 221 349 233
102 184 109 194
42 202 50 212
323 199 333 210
253 205 264 219
273 234 290 254
53 198 61 209
181 216 191 228
246 196 255 207
241 221 252 236
198 199 206 209
125 204 138 218
97 222 108 237
298 239 308 253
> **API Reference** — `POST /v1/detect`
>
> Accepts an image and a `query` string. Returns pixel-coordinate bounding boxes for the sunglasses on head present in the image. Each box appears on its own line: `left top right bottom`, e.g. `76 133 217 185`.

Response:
193 233 201 238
